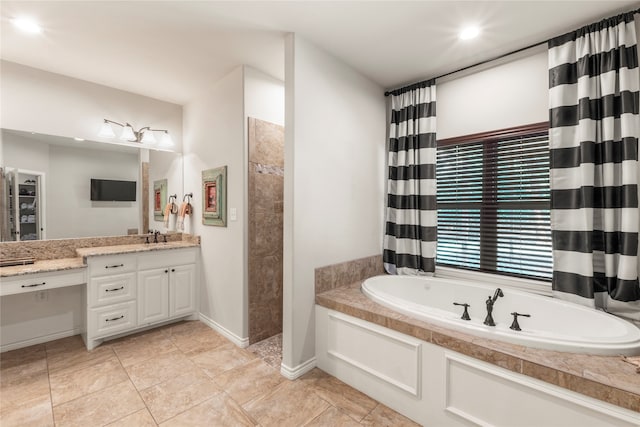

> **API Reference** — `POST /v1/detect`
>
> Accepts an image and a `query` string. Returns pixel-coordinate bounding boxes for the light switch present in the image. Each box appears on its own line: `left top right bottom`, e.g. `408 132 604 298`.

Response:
230 207 237 221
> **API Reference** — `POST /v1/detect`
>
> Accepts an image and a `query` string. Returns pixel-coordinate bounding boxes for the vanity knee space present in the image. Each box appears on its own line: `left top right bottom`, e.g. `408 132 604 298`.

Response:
84 247 198 350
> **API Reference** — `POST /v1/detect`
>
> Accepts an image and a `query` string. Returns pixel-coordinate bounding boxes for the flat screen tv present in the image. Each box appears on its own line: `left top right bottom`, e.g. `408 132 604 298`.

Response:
90 179 137 201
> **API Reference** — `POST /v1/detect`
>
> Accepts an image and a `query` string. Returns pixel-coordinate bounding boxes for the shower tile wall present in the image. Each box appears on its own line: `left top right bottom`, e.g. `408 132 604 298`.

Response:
248 118 284 344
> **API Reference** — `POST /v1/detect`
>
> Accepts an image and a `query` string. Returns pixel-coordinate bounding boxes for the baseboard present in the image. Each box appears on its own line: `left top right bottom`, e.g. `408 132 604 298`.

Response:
280 357 317 380
0 327 82 353
198 312 249 348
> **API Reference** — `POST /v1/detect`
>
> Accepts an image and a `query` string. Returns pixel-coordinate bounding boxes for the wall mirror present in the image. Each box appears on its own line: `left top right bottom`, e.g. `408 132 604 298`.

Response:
0 128 183 242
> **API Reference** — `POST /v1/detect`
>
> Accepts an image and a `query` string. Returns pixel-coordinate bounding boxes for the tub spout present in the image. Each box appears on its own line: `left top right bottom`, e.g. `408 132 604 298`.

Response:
483 288 504 327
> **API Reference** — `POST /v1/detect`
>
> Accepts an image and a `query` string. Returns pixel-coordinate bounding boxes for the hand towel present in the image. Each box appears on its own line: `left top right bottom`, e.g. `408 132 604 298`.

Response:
177 202 192 231
163 202 173 228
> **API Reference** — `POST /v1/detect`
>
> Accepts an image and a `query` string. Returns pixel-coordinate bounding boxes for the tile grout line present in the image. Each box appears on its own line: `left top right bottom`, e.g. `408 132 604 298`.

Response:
44 346 56 427
111 343 160 426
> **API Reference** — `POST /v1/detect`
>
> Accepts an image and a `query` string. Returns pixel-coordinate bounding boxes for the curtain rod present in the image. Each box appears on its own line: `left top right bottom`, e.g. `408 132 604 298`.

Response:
384 7 640 97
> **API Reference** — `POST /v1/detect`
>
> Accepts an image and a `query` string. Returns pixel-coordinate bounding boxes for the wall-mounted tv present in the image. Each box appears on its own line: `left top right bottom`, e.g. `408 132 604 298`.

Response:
90 179 137 201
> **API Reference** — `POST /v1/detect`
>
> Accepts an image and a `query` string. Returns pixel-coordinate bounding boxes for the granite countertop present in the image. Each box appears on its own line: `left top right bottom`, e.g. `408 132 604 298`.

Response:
1 241 200 278
76 241 200 258
316 281 640 414
0 258 86 278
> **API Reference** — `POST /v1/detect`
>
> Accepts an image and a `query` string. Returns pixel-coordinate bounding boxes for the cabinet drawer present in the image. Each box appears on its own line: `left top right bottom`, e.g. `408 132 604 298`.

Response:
89 273 136 308
0 269 86 296
89 301 137 338
138 248 197 270
87 254 136 277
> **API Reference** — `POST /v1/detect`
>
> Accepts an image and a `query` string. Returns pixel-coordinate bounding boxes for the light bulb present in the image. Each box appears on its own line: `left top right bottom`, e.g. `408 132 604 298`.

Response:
161 131 174 147
98 121 116 139
12 17 42 34
141 130 156 144
459 26 480 40
120 124 136 141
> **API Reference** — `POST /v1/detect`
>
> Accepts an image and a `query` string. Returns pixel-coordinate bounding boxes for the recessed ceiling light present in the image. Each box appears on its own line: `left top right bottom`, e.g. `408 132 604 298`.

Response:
459 26 480 40
12 17 42 34
74 137 85 142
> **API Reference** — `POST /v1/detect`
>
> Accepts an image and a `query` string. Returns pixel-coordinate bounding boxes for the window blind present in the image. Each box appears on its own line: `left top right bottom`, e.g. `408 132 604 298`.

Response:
436 125 552 280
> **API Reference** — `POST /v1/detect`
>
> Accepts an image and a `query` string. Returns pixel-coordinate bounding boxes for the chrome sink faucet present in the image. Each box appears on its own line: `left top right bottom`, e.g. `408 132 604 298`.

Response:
483 288 504 326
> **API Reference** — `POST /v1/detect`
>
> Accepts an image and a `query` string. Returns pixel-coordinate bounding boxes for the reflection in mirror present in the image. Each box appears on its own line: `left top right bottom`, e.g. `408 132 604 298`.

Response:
1 129 184 241
1 129 141 241
149 150 183 232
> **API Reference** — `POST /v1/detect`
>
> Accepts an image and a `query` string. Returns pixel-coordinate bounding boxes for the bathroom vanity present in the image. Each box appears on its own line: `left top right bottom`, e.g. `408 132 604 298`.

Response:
0 238 199 351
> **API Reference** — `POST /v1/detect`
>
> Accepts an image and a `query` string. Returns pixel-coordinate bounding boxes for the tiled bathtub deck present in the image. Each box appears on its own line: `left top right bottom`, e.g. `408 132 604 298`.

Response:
0 321 418 427
316 281 640 414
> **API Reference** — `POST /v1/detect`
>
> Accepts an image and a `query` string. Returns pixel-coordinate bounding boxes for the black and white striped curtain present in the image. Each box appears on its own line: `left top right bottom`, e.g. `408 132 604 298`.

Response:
549 12 640 320
383 80 437 275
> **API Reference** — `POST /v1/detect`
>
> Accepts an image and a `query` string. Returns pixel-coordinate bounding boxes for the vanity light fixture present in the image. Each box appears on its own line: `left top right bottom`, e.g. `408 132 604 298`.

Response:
98 119 173 146
459 26 480 40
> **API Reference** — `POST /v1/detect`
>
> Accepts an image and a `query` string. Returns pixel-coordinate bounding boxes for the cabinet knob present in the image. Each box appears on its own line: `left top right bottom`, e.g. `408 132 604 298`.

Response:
165 269 169 273
171 268 175 272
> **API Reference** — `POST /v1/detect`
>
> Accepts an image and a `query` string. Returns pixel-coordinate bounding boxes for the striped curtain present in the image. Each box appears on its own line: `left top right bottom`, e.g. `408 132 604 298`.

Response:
548 12 640 321
383 80 437 275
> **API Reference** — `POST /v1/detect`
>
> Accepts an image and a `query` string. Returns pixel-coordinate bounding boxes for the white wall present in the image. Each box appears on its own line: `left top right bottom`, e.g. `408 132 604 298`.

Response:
437 46 548 139
183 67 246 342
0 60 183 151
283 34 386 372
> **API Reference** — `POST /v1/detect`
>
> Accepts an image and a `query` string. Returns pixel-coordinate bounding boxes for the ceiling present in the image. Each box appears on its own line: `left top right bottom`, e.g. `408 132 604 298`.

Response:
1 1 639 105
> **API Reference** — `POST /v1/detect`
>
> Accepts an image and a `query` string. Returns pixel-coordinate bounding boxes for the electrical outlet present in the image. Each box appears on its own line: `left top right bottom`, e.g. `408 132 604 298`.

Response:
35 290 48 301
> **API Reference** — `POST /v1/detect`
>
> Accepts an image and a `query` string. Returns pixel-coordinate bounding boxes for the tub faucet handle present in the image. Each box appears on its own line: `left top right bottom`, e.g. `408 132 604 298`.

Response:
453 302 471 321
509 312 531 331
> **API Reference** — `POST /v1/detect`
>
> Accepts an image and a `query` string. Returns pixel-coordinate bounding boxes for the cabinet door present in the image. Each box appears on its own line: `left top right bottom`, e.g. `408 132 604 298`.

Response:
169 264 197 318
138 267 169 325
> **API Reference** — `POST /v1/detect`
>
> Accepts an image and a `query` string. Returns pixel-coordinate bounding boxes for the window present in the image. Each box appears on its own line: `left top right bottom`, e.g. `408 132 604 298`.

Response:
436 123 552 281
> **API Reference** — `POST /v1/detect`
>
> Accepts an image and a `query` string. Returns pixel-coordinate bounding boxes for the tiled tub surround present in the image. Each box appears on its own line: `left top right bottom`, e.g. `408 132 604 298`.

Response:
316 281 640 418
314 254 384 295
248 118 285 344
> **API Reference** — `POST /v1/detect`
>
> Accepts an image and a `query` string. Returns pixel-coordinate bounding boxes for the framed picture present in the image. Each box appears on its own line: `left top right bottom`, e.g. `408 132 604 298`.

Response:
202 166 227 226
153 179 167 221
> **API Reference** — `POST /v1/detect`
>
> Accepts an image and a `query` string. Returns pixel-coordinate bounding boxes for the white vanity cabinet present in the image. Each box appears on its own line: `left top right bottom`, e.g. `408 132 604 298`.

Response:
137 248 197 326
85 254 138 350
84 247 198 350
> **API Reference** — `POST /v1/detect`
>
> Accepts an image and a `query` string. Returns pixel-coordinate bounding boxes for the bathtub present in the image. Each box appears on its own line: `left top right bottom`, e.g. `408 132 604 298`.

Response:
361 275 640 356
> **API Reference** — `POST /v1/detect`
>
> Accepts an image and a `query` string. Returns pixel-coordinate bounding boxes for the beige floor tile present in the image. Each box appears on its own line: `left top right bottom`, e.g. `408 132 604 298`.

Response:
44 335 86 356
213 358 285 405
125 350 200 390
0 394 54 427
0 357 48 386
52 380 145 427
190 344 257 378
0 370 50 413
243 379 330 427
299 368 377 422
0 344 46 371
304 406 362 427
105 408 158 427
360 403 420 426
111 330 179 367
49 356 129 406
140 369 222 423
170 326 230 356
46 341 116 375
160 393 257 427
